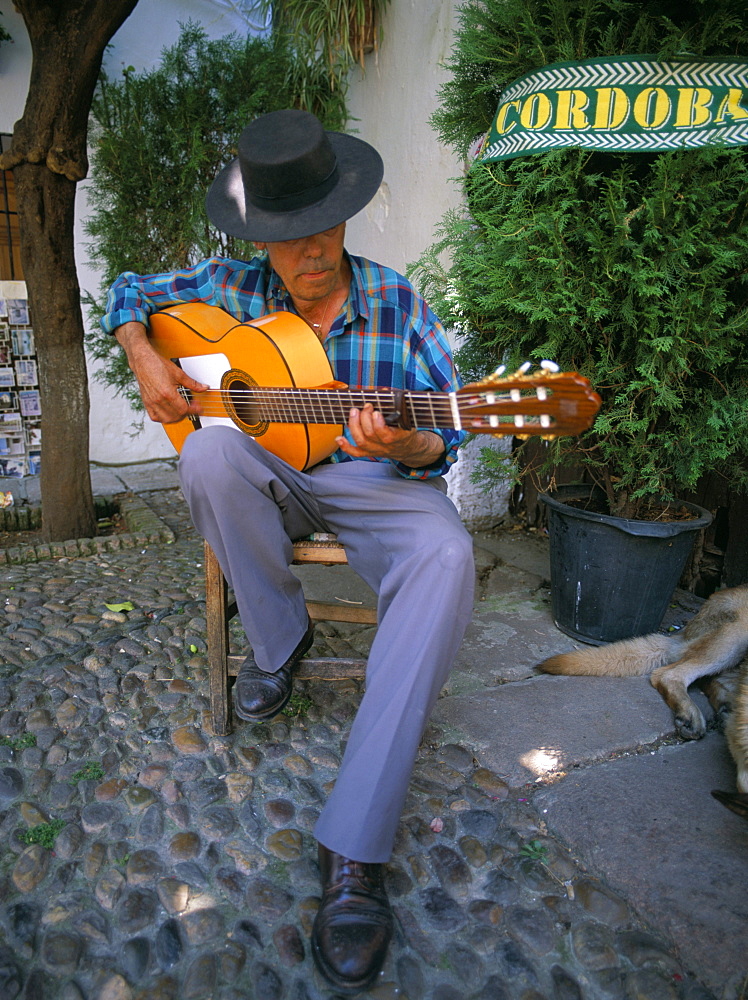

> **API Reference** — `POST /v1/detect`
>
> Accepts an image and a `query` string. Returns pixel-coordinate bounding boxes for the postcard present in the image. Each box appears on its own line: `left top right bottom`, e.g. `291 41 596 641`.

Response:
6 300 29 326
14 360 37 386
0 413 22 433
0 436 24 456
0 456 25 478
18 390 41 417
11 328 34 356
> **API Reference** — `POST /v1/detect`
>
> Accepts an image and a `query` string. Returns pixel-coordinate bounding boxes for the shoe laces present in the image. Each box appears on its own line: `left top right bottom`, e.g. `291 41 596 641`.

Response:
331 856 380 893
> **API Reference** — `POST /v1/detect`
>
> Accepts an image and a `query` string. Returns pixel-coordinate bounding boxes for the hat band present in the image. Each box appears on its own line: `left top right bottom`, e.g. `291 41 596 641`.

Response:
247 165 340 215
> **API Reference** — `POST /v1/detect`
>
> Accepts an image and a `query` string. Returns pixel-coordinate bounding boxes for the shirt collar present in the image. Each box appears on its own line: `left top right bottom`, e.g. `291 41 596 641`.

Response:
344 253 369 326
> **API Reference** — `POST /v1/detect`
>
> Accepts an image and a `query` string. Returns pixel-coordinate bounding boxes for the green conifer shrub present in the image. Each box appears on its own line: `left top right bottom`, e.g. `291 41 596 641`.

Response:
84 22 347 406
411 0 748 519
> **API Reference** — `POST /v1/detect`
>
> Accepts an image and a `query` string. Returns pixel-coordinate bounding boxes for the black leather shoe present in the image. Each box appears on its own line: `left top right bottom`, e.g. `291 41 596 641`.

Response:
233 620 314 721
311 843 393 994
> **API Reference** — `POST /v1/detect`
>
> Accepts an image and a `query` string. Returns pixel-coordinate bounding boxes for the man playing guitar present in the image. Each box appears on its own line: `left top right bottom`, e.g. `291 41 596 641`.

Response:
103 109 476 994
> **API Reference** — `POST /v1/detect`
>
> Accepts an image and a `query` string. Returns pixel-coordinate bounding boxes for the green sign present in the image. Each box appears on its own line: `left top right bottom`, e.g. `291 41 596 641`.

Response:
481 55 748 162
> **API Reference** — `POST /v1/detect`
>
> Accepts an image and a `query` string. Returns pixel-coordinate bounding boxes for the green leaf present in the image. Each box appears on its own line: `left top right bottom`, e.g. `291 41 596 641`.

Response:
105 602 134 612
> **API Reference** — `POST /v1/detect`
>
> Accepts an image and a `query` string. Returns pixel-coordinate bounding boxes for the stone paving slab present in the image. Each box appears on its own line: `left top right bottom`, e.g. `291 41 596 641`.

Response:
296 517 746 997
453 582 567 683
291 562 377 612
472 528 553 581
432 673 684 787
0 460 181 507
533 733 748 998
106 460 180 494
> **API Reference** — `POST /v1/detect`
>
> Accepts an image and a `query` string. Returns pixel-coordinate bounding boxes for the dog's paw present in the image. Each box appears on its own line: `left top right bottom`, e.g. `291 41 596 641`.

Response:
713 703 732 731
711 789 748 819
674 709 706 740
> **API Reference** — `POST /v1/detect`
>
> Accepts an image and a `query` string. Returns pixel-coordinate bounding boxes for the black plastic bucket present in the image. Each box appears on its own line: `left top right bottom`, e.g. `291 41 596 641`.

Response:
539 486 712 645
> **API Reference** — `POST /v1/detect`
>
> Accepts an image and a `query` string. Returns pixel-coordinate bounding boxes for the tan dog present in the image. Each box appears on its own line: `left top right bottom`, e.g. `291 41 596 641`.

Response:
538 585 748 808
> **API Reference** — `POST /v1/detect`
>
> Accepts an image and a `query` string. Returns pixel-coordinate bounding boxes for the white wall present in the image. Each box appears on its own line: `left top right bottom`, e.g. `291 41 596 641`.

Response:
0 2 31 129
1 0 510 524
344 1 461 272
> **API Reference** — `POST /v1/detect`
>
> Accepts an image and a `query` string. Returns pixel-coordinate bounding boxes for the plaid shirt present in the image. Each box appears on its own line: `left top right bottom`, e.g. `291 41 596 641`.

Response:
102 253 466 478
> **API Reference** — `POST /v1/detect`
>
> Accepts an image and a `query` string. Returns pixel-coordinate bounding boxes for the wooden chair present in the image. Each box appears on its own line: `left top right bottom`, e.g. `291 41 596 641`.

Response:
204 537 377 735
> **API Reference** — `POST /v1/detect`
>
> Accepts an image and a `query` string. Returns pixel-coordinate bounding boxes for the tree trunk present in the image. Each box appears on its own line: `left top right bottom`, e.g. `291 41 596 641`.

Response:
0 0 138 541
14 164 96 540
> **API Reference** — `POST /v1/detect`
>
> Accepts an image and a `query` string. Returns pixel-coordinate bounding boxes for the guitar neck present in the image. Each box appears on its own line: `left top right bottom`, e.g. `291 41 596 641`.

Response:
226 382 582 435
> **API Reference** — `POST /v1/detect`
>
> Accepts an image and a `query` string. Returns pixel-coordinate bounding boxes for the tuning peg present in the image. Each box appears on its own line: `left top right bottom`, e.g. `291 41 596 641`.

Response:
483 365 507 385
518 362 532 374
540 360 560 372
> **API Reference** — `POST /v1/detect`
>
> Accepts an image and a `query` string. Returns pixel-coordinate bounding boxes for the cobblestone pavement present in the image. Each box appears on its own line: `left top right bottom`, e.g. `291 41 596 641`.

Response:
0 487 738 1000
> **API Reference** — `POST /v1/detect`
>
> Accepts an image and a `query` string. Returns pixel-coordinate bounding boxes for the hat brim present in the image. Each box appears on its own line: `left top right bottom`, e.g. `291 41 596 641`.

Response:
205 131 384 242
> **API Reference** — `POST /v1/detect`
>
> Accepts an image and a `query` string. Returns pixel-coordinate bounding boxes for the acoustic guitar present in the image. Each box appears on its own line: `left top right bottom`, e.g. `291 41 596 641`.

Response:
148 302 601 470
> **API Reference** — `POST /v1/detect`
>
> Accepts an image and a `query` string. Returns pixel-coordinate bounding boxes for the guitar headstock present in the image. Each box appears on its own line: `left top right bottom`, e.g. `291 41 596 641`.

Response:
458 363 601 438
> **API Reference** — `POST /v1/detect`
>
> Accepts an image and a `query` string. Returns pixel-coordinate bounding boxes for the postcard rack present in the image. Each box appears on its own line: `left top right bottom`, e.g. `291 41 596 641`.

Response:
0 282 41 478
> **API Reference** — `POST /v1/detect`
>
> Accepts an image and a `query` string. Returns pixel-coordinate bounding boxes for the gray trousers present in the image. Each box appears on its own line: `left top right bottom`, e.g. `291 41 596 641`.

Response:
179 426 475 862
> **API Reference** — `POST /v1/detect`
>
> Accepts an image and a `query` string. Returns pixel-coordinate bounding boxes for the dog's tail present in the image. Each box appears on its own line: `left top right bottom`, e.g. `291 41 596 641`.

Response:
538 632 682 677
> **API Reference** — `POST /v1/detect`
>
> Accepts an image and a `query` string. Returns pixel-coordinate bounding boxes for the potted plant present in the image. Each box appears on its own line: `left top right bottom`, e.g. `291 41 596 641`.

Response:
411 0 748 642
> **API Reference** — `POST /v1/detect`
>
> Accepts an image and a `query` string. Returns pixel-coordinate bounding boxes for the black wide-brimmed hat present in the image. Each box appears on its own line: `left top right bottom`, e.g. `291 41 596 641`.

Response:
206 109 384 242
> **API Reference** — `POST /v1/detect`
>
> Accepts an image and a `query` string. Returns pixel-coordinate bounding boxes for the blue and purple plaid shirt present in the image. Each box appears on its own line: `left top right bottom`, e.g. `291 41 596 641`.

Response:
102 253 466 478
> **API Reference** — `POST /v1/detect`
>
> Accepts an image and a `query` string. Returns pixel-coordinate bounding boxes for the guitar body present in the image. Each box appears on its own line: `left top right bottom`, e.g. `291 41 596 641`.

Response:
148 302 343 470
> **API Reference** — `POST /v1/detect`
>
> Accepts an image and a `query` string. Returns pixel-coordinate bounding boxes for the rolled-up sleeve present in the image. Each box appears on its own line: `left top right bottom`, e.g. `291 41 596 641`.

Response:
100 258 264 333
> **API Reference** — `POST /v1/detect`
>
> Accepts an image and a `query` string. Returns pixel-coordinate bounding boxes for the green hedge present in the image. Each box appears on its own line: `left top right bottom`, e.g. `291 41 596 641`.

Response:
411 0 748 518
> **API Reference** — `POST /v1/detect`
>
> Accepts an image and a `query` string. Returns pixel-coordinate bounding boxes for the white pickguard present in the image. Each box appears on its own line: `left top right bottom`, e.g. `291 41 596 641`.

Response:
177 353 241 433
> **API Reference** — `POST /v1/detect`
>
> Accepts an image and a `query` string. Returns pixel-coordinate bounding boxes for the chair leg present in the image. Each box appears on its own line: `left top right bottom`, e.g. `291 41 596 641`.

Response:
204 540 232 735
204 540 373 734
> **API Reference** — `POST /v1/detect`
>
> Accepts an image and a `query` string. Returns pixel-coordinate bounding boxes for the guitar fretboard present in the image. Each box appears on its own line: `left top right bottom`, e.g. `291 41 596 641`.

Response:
234 387 456 428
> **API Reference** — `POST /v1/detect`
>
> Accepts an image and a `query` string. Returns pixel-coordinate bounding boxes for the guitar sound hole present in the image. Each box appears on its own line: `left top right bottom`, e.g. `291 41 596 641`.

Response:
221 369 268 436
228 378 260 425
